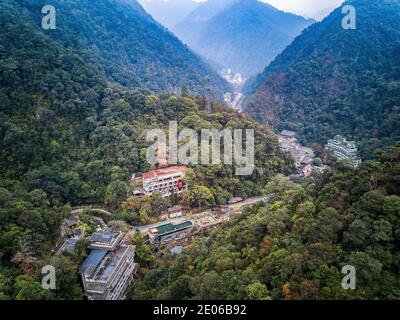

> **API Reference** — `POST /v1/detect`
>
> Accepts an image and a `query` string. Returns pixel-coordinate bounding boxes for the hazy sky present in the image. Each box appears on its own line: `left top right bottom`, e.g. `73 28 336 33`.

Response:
142 0 345 19
263 0 344 18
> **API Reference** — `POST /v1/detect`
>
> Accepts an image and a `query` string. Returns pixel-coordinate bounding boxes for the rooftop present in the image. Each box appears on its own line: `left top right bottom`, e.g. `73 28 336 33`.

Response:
301 156 314 165
57 238 78 255
171 246 183 254
89 231 116 244
80 249 108 276
96 246 131 282
64 216 79 227
280 130 297 138
143 166 188 180
167 205 183 213
329 135 357 147
156 221 193 236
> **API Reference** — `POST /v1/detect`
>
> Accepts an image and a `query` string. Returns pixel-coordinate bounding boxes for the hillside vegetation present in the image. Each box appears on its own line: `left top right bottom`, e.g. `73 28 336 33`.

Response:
132 144 400 300
245 0 400 159
10 0 230 95
173 0 314 77
0 0 291 299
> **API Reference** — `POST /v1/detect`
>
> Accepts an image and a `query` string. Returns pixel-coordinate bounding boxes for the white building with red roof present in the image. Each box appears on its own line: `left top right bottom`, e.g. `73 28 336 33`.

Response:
142 166 189 197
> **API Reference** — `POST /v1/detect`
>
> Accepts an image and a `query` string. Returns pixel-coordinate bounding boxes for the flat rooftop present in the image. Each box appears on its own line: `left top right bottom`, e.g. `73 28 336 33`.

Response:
80 246 135 281
89 231 114 244
96 246 130 282
88 230 122 247
157 221 193 236
280 130 297 137
80 249 108 276
143 166 188 180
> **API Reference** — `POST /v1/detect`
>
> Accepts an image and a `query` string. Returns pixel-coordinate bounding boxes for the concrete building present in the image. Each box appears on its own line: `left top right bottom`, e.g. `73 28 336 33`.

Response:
80 230 138 300
56 238 78 255
300 156 314 178
160 205 185 221
325 135 362 167
142 166 189 197
278 130 315 178
149 221 194 244
280 130 297 143
167 205 185 218
61 216 79 238
88 230 124 251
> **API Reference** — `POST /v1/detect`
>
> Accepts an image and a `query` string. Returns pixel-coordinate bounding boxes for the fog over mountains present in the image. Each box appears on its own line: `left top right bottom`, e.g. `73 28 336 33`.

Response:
175 0 315 77
138 0 201 29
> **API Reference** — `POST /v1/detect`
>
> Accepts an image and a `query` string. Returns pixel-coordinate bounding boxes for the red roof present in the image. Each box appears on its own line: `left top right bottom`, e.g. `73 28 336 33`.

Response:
143 166 188 180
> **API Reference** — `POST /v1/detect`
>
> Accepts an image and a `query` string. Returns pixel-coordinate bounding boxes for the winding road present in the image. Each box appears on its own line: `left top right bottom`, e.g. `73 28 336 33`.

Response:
71 206 113 216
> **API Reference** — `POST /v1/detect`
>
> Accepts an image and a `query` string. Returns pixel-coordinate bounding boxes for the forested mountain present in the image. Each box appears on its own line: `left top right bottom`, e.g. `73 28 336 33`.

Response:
173 0 314 77
245 0 400 159
132 144 400 300
1 0 399 301
138 0 200 30
8 0 229 96
0 0 292 299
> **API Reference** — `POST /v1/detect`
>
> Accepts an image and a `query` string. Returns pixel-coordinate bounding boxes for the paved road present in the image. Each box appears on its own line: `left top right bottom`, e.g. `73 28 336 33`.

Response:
71 207 112 216
228 196 267 209
231 93 243 111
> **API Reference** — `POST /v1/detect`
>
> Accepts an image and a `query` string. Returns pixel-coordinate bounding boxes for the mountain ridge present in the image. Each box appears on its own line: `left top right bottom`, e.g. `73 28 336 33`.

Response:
14 0 230 97
244 0 400 159
173 0 314 77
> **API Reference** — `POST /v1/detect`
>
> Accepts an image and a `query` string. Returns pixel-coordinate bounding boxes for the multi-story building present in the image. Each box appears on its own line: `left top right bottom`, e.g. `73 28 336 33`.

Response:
278 130 315 178
80 230 138 300
299 156 314 178
88 230 124 251
325 135 362 167
279 130 297 143
149 221 194 244
142 166 189 197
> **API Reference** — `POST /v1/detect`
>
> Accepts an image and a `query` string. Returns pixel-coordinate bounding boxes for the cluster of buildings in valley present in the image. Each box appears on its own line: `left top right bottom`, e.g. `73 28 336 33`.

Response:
141 197 262 249
278 130 362 178
132 166 189 198
54 161 269 300
278 130 317 178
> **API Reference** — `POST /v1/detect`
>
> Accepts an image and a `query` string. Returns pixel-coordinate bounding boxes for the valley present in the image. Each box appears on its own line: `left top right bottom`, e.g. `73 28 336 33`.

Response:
221 68 246 112
0 0 399 303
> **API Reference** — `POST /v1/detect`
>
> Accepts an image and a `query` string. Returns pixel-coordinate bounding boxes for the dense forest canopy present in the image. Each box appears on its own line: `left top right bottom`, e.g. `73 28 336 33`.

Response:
0 0 292 299
245 0 400 159
0 0 399 301
7 0 230 96
131 144 400 300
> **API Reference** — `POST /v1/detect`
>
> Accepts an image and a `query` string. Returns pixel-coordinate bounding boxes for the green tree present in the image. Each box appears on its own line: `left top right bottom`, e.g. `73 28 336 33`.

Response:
13 275 54 300
105 180 128 209
129 233 155 267
190 186 214 209
246 281 271 300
